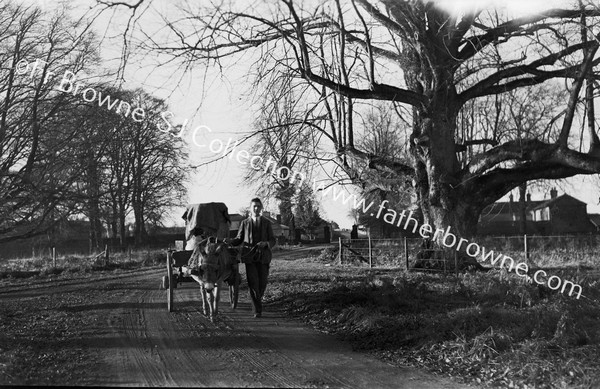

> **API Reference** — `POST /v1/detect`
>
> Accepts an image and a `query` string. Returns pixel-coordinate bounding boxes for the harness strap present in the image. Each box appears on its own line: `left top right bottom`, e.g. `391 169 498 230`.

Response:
238 244 259 261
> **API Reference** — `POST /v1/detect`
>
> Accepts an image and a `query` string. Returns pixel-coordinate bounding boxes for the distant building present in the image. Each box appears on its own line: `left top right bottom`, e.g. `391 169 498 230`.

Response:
295 218 334 243
478 188 596 236
589 214 600 233
261 211 292 242
228 211 292 243
228 213 246 235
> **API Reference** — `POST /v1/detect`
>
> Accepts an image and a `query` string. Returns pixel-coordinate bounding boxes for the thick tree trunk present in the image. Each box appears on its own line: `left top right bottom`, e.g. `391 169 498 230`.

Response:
412 92 465 231
116 187 127 248
88 200 102 254
86 153 103 253
410 84 484 268
415 185 484 268
119 211 127 247
276 181 294 228
110 200 118 240
133 205 146 246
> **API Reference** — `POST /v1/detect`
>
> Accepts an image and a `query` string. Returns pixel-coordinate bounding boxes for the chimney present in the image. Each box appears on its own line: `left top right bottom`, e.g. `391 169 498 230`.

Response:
550 188 557 199
527 193 531 202
276 214 281 223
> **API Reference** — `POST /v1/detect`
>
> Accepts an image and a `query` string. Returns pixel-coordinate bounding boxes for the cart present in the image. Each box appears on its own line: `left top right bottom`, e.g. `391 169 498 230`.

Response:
162 247 241 313
161 202 241 313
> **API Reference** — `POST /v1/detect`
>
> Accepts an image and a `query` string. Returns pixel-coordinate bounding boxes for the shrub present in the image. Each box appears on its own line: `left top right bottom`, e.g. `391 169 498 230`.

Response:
316 246 338 262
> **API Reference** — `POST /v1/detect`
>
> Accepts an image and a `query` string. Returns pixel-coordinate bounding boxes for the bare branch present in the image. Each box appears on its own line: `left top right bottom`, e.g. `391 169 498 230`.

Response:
458 7 600 60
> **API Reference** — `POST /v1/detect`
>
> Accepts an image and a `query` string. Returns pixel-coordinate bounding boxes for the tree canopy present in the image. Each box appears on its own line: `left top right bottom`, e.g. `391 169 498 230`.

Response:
99 0 600 238
0 1 188 248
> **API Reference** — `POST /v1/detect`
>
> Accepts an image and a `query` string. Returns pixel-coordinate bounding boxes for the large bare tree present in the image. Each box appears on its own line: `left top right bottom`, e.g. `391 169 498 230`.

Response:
125 90 188 245
244 74 316 233
0 1 188 250
355 102 413 237
0 1 99 244
101 0 600 241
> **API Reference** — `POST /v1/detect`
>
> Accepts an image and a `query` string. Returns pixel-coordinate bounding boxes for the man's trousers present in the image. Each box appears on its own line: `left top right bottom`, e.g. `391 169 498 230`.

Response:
244 262 270 314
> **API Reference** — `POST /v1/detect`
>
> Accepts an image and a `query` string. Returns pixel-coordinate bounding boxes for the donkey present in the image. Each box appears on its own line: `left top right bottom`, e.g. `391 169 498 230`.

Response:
183 237 236 321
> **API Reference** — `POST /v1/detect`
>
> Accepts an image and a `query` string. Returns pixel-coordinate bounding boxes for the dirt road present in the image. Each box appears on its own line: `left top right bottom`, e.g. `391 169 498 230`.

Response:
0 265 470 388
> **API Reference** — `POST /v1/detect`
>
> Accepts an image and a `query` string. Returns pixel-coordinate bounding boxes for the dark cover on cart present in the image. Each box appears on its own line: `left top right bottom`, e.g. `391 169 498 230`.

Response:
182 202 230 241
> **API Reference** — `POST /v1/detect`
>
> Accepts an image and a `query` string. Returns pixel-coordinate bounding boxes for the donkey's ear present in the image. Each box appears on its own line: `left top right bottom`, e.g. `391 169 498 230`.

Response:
203 244 211 255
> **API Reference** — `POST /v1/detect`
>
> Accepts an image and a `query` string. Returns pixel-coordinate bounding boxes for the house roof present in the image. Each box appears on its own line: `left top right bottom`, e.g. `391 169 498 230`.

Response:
228 213 290 230
589 214 600 227
262 214 290 230
481 200 545 216
481 202 515 216
229 213 246 222
528 194 586 211
481 194 588 215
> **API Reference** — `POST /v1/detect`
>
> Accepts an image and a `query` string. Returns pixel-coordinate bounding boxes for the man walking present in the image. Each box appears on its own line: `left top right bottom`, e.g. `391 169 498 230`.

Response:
227 198 276 318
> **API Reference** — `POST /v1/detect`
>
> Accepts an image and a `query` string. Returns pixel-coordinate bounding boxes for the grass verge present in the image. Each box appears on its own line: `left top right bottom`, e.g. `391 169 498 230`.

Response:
266 255 600 388
0 249 166 281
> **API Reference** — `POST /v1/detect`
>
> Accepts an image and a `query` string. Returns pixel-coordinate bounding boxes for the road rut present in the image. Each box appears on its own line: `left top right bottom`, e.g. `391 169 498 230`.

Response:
0 267 470 388
73 269 469 388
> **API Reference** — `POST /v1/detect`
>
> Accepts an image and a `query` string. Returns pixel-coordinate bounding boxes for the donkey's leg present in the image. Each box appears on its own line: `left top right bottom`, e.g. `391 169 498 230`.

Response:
207 289 216 322
213 282 222 317
200 284 208 316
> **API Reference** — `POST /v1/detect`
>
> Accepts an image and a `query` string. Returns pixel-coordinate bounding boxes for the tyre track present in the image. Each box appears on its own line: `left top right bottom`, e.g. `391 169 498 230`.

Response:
107 276 349 387
119 288 178 386
4 266 470 387
102 273 469 388
203 310 347 388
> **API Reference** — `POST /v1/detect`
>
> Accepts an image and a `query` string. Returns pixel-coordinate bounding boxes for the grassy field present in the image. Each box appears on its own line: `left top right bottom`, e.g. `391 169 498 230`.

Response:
266 246 600 388
2 245 599 388
0 249 165 280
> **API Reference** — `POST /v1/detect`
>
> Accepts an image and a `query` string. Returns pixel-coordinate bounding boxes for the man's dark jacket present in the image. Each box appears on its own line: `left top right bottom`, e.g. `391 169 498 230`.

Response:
230 216 276 264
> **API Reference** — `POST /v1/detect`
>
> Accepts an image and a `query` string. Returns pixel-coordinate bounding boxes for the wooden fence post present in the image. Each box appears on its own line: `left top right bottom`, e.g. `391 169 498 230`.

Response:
338 237 342 265
368 234 372 268
404 236 409 270
52 247 57 268
105 244 109 266
524 234 529 264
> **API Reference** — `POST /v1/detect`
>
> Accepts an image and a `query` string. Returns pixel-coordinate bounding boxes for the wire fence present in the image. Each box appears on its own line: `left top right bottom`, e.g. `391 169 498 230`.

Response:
337 234 600 271
0 234 183 261
338 237 446 271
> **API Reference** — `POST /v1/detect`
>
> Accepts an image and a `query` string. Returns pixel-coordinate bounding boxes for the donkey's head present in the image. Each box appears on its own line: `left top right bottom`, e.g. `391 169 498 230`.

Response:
197 237 226 290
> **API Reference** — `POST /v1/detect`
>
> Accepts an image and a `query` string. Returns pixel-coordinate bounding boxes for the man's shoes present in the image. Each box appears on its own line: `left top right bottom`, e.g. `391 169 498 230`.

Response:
253 313 262 318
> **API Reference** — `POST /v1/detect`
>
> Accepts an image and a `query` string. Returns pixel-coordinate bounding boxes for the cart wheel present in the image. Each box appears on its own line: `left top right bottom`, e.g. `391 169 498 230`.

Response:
161 275 169 290
230 272 241 309
167 276 174 312
167 251 174 312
